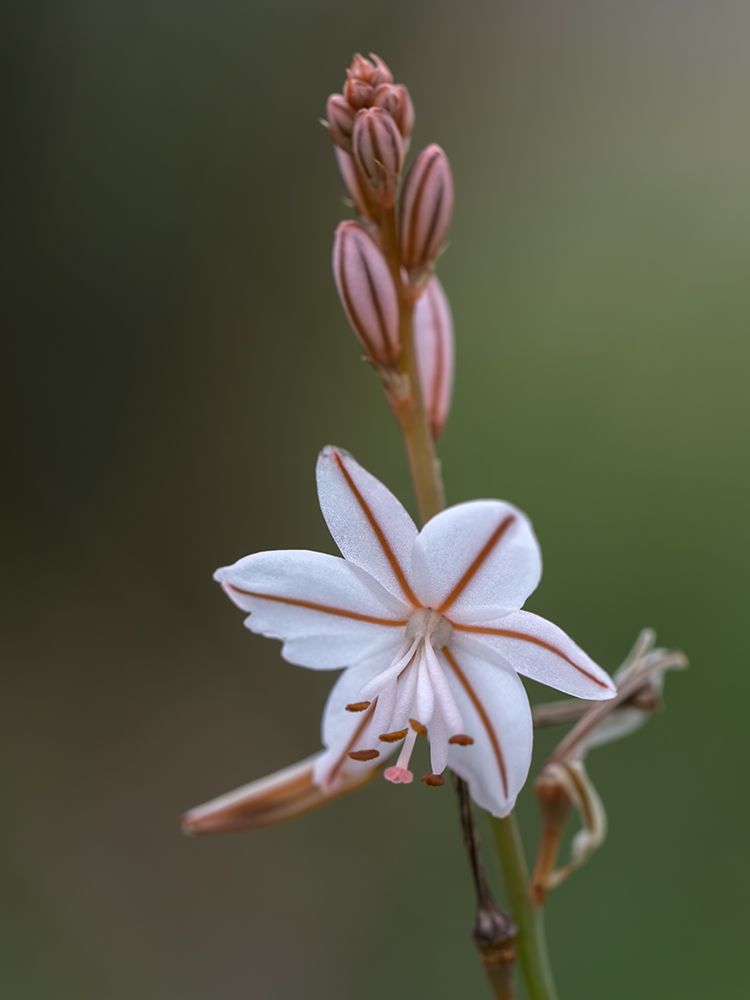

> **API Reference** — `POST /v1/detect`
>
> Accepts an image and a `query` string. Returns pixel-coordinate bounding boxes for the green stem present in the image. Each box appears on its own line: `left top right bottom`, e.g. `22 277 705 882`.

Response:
491 815 558 1000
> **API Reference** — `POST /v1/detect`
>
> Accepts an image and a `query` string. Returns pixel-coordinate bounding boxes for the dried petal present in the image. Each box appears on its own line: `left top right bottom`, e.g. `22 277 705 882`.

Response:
400 144 454 269
414 277 454 439
182 753 379 835
352 108 404 209
333 221 400 365
325 94 355 152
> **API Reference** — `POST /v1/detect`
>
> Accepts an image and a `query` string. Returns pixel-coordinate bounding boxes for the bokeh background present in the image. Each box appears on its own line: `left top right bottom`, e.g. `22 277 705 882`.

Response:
3 1 749 997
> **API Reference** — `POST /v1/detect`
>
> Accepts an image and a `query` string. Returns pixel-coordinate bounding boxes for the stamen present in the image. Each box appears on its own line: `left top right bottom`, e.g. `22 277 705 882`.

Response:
359 638 420 702
448 734 474 746
409 718 427 737
421 773 445 786
348 749 380 761
346 701 371 712
379 729 409 743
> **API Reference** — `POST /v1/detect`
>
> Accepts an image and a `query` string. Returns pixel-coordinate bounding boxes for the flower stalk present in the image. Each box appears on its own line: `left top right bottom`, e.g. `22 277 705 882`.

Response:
491 814 559 1000
378 203 445 523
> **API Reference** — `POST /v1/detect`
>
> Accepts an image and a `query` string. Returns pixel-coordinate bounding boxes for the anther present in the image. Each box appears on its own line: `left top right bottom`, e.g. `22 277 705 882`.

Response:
379 729 409 743
448 734 474 746
348 749 380 761
346 701 371 712
409 718 427 737
421 773 445 786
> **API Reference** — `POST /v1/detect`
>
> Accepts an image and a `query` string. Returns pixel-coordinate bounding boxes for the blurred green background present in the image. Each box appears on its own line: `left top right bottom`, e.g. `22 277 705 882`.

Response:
2 1 748 997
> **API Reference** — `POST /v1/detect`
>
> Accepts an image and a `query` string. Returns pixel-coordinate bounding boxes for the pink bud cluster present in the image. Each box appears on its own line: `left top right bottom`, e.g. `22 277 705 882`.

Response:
325 54 455 438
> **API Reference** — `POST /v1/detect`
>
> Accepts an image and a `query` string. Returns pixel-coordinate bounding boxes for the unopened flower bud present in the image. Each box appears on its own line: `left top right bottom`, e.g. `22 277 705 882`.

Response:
334 147 375 220
344 71 374 111
352 108 404 209
325 94 355 152
400 144 454 269
414 277 454 439
373 83 415 140
333 221 400 366
348 52 393 88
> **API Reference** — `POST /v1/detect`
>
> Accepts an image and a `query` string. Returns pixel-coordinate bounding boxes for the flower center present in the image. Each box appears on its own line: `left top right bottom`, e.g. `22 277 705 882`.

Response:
344 606 474 787
405 607 453 649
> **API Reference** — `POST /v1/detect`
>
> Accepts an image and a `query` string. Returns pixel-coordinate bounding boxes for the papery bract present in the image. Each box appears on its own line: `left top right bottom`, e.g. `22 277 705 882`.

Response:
414 276 454 439
333 221 400 365
212 447 615 818
400 144 454 270
352 108 404 209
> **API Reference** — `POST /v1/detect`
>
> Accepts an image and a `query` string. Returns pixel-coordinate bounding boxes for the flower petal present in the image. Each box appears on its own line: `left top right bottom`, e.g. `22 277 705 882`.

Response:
454 610 616 699
440 644 533 817
215 550 408 669
411 500 542 618
314 653 402 790
317 446 419 605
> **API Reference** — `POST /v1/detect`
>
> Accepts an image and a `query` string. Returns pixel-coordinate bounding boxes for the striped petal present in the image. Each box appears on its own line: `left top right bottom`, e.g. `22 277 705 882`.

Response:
440 644 533 817
316 446 419 606
411 500 542 620
215 550 408 669
454 611 616 700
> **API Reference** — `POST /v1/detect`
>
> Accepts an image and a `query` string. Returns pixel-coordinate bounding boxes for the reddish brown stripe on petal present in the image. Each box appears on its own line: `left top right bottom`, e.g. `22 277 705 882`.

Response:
421 773 445 786
357 237 393 358
348 749 380 761
448 734 474 746
226 584 407 627
409 718 427 737
345 701 371 712
378 729 408 743
332 450 419 606
452 625 610 689
437 514 516 613
442 646 508 799
405 148 440 262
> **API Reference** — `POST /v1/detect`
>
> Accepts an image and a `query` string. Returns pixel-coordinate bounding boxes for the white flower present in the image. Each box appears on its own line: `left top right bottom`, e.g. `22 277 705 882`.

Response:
215 447 616 817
